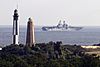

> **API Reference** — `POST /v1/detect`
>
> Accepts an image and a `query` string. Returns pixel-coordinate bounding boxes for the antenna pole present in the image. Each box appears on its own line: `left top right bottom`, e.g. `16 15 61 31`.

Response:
16 0 19 9
17 4 18 9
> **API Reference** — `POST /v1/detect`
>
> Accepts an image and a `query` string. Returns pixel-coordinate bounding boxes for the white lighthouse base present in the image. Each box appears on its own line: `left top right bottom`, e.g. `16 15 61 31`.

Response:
13 35 19 45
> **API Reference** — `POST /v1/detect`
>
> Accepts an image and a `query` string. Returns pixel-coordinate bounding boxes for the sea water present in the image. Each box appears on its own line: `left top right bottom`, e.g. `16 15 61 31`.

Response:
0 26 100 46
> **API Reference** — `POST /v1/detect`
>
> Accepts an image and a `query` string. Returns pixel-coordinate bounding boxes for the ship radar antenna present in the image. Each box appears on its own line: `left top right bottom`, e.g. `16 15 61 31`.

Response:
63 20 66 24
59 20 61 24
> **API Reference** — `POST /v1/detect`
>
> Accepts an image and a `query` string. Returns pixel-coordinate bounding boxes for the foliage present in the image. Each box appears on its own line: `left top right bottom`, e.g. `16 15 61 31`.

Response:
0 42 100 67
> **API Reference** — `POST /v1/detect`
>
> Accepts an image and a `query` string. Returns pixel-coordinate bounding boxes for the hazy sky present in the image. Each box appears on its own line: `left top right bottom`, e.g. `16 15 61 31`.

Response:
0 0 100 26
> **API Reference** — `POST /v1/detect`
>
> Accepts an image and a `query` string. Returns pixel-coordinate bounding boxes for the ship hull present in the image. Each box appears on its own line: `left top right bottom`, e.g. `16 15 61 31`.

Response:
42 26 83 31
42 20 83 31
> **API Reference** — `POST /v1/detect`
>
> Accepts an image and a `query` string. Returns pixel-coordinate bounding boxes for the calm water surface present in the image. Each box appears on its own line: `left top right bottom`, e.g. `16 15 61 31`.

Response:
0 26 100 46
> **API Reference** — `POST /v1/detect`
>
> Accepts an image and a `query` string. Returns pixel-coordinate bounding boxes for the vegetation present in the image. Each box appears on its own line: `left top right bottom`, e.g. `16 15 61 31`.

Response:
0 42 100 67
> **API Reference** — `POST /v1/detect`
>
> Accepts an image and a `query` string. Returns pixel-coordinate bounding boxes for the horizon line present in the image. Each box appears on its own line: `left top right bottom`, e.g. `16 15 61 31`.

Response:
0 25 100 27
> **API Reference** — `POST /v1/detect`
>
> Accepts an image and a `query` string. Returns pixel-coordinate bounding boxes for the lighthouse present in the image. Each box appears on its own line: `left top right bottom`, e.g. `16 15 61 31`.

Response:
12 9 19 45
26 18 35 47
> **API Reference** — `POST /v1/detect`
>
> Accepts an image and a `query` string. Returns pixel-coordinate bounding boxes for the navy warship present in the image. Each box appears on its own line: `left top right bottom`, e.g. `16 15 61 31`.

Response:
42 20 83 31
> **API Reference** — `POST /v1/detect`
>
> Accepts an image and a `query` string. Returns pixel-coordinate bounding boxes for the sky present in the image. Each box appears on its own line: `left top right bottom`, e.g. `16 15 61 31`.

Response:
0 0 100 26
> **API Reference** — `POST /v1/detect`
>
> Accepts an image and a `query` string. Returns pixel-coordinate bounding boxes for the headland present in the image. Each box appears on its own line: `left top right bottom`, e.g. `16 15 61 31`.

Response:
0 41 100 67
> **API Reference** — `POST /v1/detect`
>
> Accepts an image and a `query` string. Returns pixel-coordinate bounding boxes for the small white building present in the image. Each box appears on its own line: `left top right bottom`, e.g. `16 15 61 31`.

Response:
81 46 100 49
0 47 2 50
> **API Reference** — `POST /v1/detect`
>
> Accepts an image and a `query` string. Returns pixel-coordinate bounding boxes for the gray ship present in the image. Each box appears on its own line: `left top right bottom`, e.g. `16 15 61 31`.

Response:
42 20 83 31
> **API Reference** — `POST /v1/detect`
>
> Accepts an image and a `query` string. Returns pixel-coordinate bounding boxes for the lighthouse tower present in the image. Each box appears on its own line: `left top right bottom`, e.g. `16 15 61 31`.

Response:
12 9 19 45
26 18 35 47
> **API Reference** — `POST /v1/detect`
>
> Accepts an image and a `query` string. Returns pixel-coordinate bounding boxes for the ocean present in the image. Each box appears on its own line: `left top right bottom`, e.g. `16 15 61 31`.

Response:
0 26 100 46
